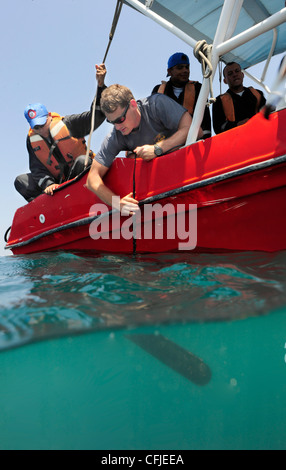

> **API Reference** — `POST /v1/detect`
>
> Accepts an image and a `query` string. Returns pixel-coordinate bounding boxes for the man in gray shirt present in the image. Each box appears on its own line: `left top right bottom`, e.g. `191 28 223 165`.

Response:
87 84 200 215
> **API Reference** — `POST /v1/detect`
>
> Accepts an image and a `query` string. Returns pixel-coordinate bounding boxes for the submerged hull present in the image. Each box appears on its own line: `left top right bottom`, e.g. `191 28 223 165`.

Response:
6 109 286 255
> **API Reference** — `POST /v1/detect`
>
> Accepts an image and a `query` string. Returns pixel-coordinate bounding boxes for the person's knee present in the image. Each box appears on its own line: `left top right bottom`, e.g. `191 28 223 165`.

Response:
70 155 91 178
75 155 90 170
76 155 86 165
14 173 41 201
14 174 26 193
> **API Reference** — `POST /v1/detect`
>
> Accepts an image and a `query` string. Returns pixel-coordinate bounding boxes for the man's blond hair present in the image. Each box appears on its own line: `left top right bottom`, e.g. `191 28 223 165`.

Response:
100 84 134 114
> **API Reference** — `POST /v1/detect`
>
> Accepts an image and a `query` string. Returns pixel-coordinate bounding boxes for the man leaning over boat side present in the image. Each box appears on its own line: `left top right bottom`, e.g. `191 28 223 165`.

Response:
14 64 107 202
212 62 266 134
152 52 212 140
86 84 198 216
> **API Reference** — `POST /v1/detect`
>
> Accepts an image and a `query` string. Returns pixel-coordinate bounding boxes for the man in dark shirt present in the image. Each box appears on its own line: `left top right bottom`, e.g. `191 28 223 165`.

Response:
87 84 194 215
152 52 211 139
212 62 266 134
15 64 107 202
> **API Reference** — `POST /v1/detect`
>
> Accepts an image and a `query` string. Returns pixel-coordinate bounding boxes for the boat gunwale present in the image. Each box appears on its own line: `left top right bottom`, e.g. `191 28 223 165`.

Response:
6 152 286 251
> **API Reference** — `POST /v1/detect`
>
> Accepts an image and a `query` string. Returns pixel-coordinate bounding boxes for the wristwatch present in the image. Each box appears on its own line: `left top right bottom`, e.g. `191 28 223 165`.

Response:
154 144 164 156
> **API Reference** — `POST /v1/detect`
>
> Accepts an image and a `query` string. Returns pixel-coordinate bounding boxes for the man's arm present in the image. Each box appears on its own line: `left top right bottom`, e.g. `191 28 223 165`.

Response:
258 90 266 110
86 160 139 215
134 111 195 161
151 85 160 95
194 83 212 139
64 64 107 137
212 96 236 134
63 87 106 138
27 137 56 190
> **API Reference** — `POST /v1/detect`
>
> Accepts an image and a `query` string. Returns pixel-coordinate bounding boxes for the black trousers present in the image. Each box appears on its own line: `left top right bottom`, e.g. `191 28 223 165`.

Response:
14 155 92 202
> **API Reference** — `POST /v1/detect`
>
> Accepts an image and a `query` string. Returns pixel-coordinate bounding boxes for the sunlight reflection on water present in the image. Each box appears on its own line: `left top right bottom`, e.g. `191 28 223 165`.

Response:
0 250 286 350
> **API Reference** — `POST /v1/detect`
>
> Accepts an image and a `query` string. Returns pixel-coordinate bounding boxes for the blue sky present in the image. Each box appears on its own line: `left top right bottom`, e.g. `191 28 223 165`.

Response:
1 0 283 255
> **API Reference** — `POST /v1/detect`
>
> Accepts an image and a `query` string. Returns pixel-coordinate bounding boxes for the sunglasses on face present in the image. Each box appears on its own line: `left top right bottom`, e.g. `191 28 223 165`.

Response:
106 102 130 125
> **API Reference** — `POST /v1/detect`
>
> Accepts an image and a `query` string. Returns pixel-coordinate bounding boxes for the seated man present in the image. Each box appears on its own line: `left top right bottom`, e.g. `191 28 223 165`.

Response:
15 64 107 202
212 61 266 134
152 52 211 139
87 84 198 215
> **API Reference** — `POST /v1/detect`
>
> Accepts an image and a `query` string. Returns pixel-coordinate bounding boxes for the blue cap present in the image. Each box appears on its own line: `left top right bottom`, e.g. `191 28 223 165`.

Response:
167 53 190 70
24 103 48 128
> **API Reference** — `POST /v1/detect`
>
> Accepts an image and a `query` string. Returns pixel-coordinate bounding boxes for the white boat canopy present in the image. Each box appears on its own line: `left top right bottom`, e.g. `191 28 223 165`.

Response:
122 0 286 142
123 0 286 68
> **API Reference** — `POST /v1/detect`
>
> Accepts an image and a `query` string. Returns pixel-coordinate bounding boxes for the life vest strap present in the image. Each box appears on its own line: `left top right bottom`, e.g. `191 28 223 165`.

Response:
28 115 87 180
157 81 197 115
220 87 262 122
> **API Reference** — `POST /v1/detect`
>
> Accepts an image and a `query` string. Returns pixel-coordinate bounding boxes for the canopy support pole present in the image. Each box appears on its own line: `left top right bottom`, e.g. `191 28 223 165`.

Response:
216 8 286 57
124 1 286 145
186 0 243 144
241 26 278 94
186 4 286 145
261 28 278 82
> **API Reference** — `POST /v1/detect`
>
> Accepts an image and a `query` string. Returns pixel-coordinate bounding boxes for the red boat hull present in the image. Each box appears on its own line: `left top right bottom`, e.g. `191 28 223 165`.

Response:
6 109 286 255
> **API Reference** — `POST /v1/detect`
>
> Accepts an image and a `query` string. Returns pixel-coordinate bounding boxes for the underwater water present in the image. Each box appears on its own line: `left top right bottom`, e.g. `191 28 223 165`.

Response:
0 251 286 450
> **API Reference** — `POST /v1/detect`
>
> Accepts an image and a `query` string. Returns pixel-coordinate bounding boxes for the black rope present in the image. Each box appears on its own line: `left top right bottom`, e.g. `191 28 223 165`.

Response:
132 155 137 256
85 0 124 168
4 226 11 243
103 0 124 63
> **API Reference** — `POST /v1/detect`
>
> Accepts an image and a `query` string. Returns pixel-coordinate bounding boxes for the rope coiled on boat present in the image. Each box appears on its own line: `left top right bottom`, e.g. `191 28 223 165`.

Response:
193 40 216 105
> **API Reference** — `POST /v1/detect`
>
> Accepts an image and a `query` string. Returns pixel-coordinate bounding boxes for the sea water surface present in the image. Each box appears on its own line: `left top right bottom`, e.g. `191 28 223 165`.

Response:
1 250 286 350
1 250 286 450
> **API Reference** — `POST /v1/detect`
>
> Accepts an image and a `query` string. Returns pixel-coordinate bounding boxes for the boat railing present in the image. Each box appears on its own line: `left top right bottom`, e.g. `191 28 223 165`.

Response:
124 1 286 145
242 27 278 95
186 4 286 145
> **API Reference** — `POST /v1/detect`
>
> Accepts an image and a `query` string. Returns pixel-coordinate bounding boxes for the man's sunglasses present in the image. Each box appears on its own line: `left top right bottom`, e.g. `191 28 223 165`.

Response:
106 102 130 125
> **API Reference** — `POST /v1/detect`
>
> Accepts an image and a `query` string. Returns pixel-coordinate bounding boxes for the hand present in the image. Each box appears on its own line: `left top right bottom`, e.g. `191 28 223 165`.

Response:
116 192 139 216
95 63 107 88
44 184 59 195
133 145 156 161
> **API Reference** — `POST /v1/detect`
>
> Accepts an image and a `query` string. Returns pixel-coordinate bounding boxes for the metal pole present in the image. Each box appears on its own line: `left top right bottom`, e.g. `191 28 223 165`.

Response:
186 0 243 144
216 8 286 57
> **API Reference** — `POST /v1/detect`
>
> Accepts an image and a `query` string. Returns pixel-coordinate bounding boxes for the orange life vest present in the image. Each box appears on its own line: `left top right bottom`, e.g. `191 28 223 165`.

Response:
157 81 197 115
28 113 88 180
220 87 262 122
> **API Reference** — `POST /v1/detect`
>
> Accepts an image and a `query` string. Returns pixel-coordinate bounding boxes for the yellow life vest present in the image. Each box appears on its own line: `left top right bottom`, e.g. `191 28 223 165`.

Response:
157 81 197 115
220 87 262 122
28 112 88 180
